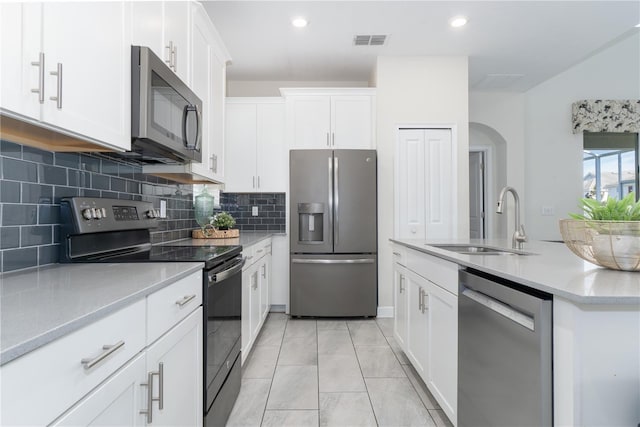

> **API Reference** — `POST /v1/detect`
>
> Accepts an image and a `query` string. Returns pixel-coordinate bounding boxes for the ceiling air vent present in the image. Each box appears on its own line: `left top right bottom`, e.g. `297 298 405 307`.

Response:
354 35 387 46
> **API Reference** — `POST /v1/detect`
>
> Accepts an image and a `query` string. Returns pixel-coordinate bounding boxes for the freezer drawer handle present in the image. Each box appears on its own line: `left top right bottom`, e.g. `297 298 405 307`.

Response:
292 258 375 264
462 288 535 331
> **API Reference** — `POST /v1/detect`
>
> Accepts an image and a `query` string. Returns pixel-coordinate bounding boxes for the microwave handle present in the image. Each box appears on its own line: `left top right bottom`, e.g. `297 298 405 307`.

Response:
183 105 201 151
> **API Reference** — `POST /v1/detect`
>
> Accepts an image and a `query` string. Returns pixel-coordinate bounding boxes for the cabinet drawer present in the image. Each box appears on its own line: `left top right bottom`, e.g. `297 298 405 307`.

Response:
255 238 272 258
147 271 202 345
1 299 146 427
407 249 458 295
242 245 255 269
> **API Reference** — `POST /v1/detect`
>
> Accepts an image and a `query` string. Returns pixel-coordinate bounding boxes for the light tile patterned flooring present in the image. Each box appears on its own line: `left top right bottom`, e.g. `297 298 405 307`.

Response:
226 314 454 427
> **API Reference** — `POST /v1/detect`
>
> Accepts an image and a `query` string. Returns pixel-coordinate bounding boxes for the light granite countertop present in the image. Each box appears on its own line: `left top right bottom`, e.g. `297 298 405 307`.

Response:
0 262 203 366
165 231 285 248
391 238 640 305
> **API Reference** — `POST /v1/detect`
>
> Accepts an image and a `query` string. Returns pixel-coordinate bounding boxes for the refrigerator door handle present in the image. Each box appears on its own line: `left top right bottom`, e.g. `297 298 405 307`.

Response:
334 156 339 247
291 258 375 264
328 156 333 246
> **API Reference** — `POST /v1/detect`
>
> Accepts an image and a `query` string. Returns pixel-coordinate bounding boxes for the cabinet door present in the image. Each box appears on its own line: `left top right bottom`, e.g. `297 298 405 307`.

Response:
406 271 429 378
0 3 41 120
331 96 373 149
209 49 226 182
163 1 190 83
41 2 131 150
427 282 458 421
145 308 203 427
256 102 286 192
241 264 253 359
259 253 271 320
225 103 257 192
51 354 146 427
288 96 331 149
250 268 261 339
189 7 214 180
393 264 409 349
130 2 163 58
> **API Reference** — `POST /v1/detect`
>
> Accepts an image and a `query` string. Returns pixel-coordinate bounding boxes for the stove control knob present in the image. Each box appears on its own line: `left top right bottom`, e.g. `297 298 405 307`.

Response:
101 208 107 218
95 208 103 219
82 208 94 220
146 210 156 219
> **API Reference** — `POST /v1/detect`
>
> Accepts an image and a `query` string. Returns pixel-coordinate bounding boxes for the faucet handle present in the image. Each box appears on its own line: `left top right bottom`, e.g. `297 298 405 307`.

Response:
517 225 527 242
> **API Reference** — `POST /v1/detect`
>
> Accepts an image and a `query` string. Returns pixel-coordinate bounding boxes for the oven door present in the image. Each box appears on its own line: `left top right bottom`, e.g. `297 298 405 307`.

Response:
204 255 244 414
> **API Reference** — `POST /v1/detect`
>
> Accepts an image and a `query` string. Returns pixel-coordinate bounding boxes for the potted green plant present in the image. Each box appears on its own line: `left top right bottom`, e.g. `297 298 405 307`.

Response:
211 212 236 230
560 192 640 271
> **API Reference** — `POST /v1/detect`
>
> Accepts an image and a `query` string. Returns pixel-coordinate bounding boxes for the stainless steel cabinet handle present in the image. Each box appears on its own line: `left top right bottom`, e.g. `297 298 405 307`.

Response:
261 264 266 278
393 252 401 256
257 176 260 188
175 294 196 307
256 249 263 254
399 275 405 293
81 340 124 370
30 52 45 103
140 371 154 423
172 44 177 71
421 290 428 313
140 363 163 423
332 132 335 147
334 156 339 246
49 63 62 109
158 362 164 409
213 154 217 174
418 287 424 311
165 41 174 68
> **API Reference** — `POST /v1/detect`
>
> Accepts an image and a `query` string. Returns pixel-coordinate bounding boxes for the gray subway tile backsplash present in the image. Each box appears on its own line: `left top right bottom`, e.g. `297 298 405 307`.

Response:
0 141 198 273
218 192 286 233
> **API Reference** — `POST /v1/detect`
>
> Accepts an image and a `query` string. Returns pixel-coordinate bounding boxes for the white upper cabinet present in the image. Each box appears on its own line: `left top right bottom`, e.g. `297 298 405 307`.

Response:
396 128 456 240
141 2 230 184
131 1 190 83
0 2 131 151
225 98 286 192
281 88 376 150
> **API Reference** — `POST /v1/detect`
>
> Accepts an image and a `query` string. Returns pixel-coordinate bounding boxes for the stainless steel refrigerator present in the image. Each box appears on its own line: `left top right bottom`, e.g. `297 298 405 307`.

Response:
290 149 377 317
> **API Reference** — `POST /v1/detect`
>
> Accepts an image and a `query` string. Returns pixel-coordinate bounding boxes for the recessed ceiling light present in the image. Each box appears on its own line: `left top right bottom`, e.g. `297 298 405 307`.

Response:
450 16 468 28
292 17 308 28
636 23 640 28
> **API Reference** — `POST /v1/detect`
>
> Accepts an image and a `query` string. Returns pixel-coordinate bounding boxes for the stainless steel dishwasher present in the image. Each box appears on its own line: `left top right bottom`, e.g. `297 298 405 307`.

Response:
458 269 553 427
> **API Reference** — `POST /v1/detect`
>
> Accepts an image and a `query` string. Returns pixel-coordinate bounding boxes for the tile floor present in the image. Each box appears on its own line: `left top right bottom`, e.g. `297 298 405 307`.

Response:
226 313 454 427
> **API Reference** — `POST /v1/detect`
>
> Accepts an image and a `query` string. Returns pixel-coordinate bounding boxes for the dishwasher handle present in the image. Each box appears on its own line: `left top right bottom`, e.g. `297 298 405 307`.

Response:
462 288 535 331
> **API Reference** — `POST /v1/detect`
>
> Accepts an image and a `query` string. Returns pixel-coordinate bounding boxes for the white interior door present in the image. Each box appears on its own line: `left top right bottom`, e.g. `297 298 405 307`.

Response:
397 129 426 239
469 151 485 239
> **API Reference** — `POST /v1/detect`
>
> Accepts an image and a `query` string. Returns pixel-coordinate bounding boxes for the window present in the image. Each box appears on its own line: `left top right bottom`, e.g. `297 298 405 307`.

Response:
583 133 639 201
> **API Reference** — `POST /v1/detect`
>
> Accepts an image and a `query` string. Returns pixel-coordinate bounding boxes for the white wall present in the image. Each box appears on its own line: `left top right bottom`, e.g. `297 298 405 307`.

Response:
524 32 640 240
376 56 469 310
227 80 369 97
469 92 526 239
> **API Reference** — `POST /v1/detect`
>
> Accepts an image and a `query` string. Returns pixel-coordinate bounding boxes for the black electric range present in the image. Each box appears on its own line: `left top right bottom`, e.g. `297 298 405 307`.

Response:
59 197 243 427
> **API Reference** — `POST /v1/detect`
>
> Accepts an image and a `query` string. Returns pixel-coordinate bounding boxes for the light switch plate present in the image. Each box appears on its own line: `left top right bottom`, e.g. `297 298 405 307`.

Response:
541 206 555 216
252 206 259 216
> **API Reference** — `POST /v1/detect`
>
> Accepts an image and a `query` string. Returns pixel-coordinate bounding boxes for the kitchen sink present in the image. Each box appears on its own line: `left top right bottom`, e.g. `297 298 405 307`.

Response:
428 244 533 256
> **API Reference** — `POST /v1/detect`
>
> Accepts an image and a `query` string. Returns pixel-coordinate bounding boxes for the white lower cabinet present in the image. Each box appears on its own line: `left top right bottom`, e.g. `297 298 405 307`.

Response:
241 238 272 362
392 244 458 425
144 308 203 426
2 271 203 427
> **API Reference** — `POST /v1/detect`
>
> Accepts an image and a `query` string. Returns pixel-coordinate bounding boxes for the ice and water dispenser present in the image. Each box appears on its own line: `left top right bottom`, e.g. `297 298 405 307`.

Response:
297 203 324 243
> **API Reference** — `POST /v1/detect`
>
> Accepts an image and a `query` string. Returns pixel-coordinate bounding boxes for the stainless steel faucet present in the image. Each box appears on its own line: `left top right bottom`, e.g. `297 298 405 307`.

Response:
496 186 527 249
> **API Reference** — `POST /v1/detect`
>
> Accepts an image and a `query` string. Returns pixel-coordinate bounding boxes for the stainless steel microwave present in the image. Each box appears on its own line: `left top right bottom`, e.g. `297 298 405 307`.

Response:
131 46 202 164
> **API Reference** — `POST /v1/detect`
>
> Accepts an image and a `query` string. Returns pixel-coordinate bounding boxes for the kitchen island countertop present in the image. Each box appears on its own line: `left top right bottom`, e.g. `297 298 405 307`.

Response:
0 262 203 366
391 238 640 305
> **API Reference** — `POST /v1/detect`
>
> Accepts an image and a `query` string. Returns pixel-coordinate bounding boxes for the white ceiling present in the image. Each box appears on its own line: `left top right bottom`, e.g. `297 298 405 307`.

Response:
203 1 640 92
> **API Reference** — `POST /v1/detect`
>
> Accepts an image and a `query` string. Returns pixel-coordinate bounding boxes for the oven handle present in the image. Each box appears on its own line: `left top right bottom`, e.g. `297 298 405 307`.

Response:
209 257 246 284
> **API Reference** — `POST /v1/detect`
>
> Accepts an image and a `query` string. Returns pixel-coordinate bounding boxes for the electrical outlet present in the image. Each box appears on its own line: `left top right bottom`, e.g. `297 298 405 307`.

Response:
252 206 259 216
541 206 555 216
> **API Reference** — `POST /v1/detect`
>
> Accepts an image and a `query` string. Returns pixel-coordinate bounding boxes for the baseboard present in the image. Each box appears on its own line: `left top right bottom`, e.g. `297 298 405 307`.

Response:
377 306 394 318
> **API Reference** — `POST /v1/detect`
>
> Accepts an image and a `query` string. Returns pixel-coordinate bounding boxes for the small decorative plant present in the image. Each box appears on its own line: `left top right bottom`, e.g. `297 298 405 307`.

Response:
211 212 236 230
569 192 640 222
